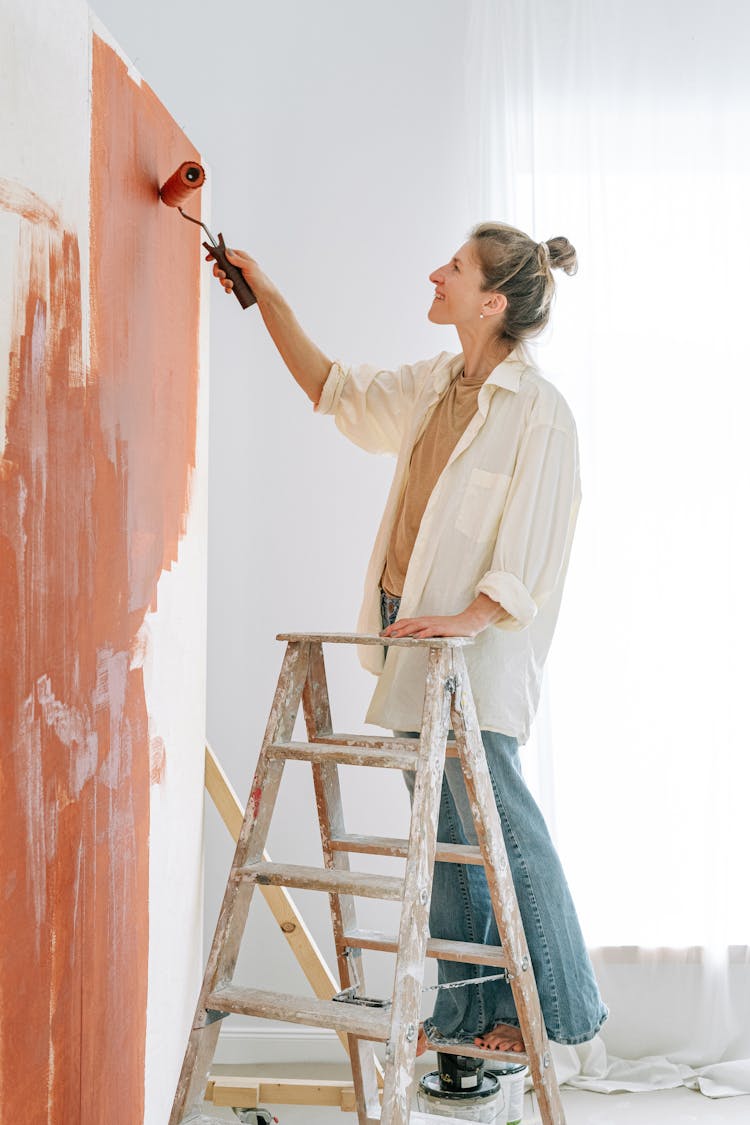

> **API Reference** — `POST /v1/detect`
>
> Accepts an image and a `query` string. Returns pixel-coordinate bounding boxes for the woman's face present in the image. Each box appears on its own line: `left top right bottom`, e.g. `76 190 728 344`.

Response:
428 240 487 326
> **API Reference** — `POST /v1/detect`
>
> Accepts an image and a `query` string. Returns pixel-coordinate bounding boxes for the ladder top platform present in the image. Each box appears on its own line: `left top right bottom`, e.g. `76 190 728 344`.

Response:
276 631 474 648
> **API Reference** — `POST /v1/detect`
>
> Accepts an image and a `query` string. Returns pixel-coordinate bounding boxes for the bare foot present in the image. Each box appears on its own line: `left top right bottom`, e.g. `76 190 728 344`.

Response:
416 1024 428 1057
474 1023 525 1053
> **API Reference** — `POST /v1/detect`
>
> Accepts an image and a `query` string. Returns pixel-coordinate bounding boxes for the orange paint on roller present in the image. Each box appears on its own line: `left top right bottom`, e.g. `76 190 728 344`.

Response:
159 161 205 208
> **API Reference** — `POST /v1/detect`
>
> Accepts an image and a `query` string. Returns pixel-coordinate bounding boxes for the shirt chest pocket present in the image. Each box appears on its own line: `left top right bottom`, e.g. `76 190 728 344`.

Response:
455 468 512 545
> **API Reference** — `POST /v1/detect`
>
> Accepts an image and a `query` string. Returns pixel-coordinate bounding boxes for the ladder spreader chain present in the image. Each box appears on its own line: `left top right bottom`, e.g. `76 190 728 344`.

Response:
332 947 512 1008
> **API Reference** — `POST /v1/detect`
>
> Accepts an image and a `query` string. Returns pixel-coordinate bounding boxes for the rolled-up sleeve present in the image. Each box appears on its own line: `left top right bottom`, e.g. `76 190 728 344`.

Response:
315 360 349 417
314 354 448 455
475 423 581 630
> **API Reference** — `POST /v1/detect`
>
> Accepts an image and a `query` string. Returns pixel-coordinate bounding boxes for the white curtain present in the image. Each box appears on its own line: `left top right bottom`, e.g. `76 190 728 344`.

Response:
466 0 750 1097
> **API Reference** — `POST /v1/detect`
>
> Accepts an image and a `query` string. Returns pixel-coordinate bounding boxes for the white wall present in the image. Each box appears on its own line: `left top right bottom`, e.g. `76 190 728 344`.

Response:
72 0 750 1088
87 0 476 1064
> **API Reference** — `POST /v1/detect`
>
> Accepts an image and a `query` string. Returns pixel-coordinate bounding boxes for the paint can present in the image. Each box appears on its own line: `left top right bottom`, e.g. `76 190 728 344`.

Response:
417 1070 504 1122
485 1062 528 1125
437 1052 486 1093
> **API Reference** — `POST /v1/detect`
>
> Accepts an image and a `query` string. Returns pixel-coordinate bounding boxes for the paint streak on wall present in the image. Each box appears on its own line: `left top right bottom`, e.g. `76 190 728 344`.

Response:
0 188 85 1123
0 33 202 1123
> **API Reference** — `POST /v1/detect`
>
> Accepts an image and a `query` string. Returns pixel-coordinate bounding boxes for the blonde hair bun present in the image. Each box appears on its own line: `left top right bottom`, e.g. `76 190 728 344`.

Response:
546 236 578 276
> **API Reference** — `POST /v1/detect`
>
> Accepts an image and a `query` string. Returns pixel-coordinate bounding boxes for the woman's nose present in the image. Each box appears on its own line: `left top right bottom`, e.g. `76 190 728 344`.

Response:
429 269 442 284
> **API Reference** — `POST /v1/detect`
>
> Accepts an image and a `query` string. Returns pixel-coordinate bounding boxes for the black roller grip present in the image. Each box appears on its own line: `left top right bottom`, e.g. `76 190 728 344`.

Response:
203 233 257 309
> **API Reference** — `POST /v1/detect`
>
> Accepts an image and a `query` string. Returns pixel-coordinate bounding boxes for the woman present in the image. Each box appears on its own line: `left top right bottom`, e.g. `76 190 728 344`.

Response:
210 223 608 1055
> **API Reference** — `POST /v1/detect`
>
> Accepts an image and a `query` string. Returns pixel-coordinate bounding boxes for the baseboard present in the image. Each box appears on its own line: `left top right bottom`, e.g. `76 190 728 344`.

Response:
215 1021 343 1066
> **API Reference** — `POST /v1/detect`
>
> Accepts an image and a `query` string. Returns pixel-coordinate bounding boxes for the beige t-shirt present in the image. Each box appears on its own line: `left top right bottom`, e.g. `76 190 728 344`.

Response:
381 369 483 596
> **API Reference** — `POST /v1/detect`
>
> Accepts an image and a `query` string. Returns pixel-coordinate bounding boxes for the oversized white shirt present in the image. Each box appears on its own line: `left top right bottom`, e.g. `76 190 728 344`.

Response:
315 350 581 744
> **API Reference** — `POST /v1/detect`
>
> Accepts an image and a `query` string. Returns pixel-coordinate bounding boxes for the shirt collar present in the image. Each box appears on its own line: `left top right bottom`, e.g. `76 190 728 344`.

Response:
485 352 526 393
444 351 527 394
434 355 528 400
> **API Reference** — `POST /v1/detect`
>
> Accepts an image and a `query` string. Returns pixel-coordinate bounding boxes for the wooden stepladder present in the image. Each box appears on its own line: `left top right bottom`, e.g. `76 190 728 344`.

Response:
170 633 566 1125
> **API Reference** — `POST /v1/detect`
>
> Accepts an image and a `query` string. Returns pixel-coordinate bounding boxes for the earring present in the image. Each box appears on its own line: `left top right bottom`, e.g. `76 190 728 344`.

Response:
479 313 485 319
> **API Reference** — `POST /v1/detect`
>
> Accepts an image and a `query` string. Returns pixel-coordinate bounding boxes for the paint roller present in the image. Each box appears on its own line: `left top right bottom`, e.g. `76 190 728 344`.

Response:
159 161 257 309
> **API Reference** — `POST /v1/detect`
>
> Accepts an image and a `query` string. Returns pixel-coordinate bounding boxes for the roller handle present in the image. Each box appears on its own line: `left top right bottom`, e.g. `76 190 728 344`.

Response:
203 233 257 309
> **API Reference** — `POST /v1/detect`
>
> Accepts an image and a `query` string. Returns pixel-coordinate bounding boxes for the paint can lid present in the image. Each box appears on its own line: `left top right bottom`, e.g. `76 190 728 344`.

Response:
419 1070 501 1102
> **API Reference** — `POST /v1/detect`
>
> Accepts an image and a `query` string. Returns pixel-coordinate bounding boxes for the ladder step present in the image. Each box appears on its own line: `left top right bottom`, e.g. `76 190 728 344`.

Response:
330 833 484 865
234 862 404 900
205 985 392 1041
267 740 419 770
425 1036 529 1067
344 928 506 967
315 732 459 758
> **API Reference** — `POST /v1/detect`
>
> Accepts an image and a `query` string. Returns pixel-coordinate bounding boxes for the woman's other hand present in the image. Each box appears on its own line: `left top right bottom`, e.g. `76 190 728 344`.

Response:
380 594 509 640
381 613 477 639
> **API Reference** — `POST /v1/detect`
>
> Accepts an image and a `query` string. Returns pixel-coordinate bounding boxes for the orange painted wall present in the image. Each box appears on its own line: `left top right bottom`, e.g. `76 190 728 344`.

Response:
0 33 203 1123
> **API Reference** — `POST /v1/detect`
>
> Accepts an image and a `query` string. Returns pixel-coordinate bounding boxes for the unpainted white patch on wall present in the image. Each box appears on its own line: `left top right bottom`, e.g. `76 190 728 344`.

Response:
93 647 130 790
15 693 47 956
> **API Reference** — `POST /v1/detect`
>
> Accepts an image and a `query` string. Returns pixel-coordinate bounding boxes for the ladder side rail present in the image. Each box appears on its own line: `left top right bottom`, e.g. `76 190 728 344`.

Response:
303 641 382 1123
204 742 345 1008
449 648 566 1125
380 645 453 1125
170 640 310 1125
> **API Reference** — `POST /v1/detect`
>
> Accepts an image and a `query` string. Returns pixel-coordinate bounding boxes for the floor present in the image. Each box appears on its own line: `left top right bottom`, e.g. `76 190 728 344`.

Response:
204 1061 750 1123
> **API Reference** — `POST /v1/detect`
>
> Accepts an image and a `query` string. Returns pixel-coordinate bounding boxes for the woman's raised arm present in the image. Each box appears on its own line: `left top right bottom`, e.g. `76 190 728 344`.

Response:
208 247 332 404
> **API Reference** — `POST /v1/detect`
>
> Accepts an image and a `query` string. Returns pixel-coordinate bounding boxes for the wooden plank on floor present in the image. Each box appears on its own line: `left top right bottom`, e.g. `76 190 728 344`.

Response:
207 1075 357 1109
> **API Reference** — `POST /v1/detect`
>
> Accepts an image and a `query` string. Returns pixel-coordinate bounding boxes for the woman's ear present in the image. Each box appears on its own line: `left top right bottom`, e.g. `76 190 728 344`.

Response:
481 292 508 320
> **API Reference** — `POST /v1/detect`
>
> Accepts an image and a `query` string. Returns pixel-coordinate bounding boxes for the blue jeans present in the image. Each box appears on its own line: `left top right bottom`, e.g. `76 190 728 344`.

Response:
380 589 608 1045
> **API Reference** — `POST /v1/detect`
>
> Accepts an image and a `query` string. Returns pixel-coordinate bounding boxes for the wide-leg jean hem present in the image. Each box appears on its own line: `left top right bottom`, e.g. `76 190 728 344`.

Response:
423 1008 609 1049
